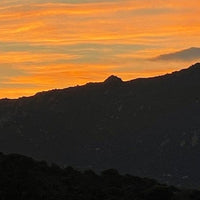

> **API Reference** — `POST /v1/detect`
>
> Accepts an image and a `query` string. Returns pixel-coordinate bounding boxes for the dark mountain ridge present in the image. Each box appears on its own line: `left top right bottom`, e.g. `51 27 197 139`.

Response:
1 63 200 187
1 152 200 200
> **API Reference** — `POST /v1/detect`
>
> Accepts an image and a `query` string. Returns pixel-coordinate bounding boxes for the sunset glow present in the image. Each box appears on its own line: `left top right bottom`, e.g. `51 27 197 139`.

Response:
1 0 200 98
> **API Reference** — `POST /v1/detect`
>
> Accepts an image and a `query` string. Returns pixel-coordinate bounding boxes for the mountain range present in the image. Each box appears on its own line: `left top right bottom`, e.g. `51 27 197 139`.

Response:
1 63 200 187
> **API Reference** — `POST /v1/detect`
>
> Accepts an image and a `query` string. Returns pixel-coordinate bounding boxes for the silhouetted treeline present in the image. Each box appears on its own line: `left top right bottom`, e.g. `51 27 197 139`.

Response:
0 152 200 200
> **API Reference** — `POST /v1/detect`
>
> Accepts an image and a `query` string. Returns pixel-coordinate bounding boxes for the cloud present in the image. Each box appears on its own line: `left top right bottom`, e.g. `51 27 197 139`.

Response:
1 0 200 98
152 47 200 61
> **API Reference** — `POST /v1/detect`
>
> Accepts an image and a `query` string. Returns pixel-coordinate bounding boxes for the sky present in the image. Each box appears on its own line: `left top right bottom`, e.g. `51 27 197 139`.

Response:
0 0 200 98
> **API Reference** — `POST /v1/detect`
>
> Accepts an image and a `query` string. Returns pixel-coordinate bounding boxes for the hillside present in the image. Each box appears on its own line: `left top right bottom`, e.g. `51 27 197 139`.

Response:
0 152 200 200
1 63 200 187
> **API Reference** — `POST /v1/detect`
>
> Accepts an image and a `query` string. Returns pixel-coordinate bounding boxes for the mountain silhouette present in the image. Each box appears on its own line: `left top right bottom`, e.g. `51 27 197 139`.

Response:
103 75 123 85
1 152 200 200
1 63 200 187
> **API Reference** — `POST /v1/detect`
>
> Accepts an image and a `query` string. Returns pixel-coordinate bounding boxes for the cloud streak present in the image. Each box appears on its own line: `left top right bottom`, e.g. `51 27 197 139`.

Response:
152 47 200 61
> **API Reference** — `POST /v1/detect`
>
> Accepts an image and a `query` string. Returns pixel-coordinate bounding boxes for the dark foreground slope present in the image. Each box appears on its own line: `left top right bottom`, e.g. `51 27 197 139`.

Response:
0 152 200 200
1 63 200 187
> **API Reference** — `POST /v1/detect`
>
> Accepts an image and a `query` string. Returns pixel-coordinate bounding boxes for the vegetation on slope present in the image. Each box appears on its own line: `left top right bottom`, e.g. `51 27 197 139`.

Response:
0 152 200 200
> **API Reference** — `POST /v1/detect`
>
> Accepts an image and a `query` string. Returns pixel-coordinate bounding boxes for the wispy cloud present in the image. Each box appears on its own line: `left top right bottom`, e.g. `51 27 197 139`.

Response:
0 0 200 98
151 47 200 61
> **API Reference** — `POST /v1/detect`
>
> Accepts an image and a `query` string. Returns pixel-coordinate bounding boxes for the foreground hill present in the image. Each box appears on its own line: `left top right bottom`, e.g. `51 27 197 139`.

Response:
0 152 200 200
1 63 200 187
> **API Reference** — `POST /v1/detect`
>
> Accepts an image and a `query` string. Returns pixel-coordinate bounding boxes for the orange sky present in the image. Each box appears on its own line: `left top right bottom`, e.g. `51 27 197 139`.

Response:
0 0 200 98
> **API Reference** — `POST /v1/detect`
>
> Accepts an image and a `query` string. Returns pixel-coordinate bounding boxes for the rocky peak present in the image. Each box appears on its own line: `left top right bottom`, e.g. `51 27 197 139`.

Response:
104 75 123 85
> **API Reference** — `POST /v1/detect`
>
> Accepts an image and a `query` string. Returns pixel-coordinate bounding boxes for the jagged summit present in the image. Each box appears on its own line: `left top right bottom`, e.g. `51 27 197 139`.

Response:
175 62 200 77
104 75 123 85
164 62 200 80
188 62 200 69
